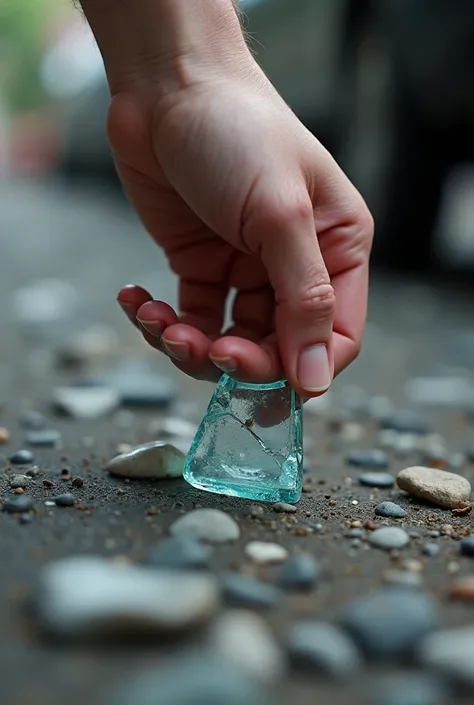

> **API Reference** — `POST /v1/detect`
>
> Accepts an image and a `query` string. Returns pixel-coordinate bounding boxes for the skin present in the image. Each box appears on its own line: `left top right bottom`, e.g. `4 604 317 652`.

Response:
79 0 374 398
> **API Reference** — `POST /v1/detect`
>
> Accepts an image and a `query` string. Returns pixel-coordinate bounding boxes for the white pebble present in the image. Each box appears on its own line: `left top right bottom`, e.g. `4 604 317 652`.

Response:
245 541 289 565
170 509 240 544
108 441 185 479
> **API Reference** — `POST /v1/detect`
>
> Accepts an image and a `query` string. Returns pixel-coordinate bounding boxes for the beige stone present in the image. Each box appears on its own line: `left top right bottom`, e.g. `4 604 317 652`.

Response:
397 466 471 509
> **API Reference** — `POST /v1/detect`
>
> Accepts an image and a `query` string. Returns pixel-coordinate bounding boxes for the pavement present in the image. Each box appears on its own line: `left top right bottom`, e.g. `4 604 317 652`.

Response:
1 178 474 705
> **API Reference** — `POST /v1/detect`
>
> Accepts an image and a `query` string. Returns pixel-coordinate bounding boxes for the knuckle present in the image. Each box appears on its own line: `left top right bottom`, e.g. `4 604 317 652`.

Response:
298 282 336 317
261 193 313 230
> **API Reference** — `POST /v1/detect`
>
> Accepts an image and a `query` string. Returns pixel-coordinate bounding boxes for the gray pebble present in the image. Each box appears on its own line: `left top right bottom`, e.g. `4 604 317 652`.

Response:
347 449 388 469
286 621 362 680
350 539 362 549
221 572 282 610
35 557 219 640
97 359 177 408
382 570 423 589
170 509 240 544
345 529 363 539
460 536 474 556
9 474 29 489
52 493 75 507
375 501 407 518
369 527 410 550
417 626 474 687
429 531 440 538
19 410 48 430
277 554 320 591
359 473 395 488
370 673 449 705
423 543 440 558
25 429 62 447
144 536 209 570
106 656 268 705
340 588 438 659
381 412 429 435
9 449 35 465
273 502 297 513
3 495 34 513
19 513 33 525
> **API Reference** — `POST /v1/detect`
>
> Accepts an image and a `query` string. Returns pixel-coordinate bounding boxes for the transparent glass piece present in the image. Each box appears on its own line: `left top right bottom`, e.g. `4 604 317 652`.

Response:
184 375 303 503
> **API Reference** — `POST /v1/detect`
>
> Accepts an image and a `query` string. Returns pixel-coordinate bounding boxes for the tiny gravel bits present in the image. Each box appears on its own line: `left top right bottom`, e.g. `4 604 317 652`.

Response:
107 441 185 479
396 466 471 509
245 541 289 565
368 527 410 550
170 509 240 544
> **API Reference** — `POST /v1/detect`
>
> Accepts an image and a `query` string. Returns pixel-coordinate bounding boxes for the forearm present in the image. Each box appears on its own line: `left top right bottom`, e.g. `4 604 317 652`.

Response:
78 0 249 96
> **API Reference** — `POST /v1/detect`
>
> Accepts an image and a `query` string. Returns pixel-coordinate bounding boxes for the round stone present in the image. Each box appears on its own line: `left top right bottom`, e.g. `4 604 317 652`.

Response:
277 554 320 590
359 473 395 489
52 493 75 507
273 502 297 513
346 449 388 469
345 529 363 539
374 502 407 519
144 536 210 570
108 441 186 479
19 410 48 430
221 572 282 610
286 621 362 680
423 543 440 558
396 466 471 509
369 673 449 705
418 626 474 687
9 474 29 490
2 495 34 513
340 588 439 659
25 429 62 447
369 527 410 550
9 449 35 465
170 509 240 544
244 541 288 565
460 536 474 556
449 576 474 603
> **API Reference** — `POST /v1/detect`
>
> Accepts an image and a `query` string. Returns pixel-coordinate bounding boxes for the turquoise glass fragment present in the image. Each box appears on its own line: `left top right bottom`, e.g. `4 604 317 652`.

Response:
183 375 303 503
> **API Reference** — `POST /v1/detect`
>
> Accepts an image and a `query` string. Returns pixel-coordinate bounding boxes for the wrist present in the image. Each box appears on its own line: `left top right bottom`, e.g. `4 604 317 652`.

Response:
80 0 251 98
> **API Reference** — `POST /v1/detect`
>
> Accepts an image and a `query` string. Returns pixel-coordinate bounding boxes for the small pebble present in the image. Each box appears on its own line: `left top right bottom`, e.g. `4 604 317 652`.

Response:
208 610 284 684
423 543 440 558
429 531 440 538
286 621 362 680
19 410 47 430
2 495 34 513
170 509 240 544
345 529 363 539
397 466 471 509
108 441 185 479
418 626 474 687
0 427 10 444
340 588 438 659
381 411 429 435
221 572 282 610
144 536 209 570
402 559 423 573
71 477 84 488
52 493 75 507
250 505 265 517
9 449 34 465
149 417 197 439
273 502 297 514
277 554 320 590
350 520 362 528
53 386 120 419
368 527 410 551
245 541 288 565
375 501 407 518
26 465 40 477
382 570 423 589
19 513 33 525
365 519 376 531
447 561 460 574
25 429 62 447
369 673 449 705
9 474 29 490
347 449 388 469
359 473 395 488
449 575 474 603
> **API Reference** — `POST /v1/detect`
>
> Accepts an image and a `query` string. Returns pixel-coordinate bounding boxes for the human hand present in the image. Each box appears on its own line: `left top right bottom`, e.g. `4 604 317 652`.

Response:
110 61 373 398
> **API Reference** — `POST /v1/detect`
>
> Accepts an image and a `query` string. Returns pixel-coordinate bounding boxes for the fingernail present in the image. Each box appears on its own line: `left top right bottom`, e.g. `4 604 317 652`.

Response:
210 355 238 373
297 344 331 392
162 338 190 362
117 300 135 315
136 317 164 337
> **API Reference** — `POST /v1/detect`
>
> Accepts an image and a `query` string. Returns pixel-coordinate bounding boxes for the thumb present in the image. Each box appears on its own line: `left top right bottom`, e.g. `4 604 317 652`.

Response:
247 188 335 397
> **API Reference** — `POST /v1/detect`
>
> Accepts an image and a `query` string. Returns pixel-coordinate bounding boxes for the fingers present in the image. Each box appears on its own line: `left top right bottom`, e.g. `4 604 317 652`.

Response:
243 184 335 397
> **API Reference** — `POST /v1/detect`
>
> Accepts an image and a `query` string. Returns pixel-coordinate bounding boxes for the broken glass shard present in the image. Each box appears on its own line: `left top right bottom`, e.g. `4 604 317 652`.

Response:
184 375 303 503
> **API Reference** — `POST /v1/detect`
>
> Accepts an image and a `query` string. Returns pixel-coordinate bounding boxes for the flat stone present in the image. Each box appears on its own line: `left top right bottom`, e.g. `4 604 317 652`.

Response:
170 509 240 544
98 359 176 407
52 493 75 507
286 621 362 680
208 610 284 684
277 554 320 590
106 656 268 705
273 502 297 513
346 449 388 469
375 501 407 518
417 626 474 686
245 541 288 565
340 588 438 660
221 572 282 610
9 474 29 489
380 412 429 435
396 466 471 509
19 410 48 430
9 449 35 465
53 386 120 419
369 673 449 705
34 556 219 640
2 495 34 513
25 429 62 447
144 536 209 570
359 473 395 489
369 527 410 550
108 441 185 480
423 543 440 558
449 576 474 603
460 535 474 556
